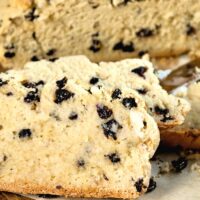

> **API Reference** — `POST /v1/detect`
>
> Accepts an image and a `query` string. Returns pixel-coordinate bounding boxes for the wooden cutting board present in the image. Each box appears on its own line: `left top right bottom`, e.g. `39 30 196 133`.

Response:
0 192 32 200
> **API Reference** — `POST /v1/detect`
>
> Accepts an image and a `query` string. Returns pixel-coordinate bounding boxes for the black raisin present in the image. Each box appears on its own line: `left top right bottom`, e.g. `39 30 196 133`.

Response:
31 56 39 62
136 88 147 95
77 159 85 167
105 153 121 163
24 91 40 103
54 88 74 104
101 119 122 140
171 157 188 172
96 104 113 119
69 112 78 120
37 194 60 198
18 129 32 138
131 66 147 78
113 41 135 52
136 28 154 37
89 77 99 85
146 177 157 193
6 92 13 96
122 97 137 109
89 39 102 53
186 24 196 35
134 178 144 192
0 78 8 87
154 106 169 116
56 77 67 88
46 49 56 56
25 7 39 21
111 88 122 99
4 51 15 58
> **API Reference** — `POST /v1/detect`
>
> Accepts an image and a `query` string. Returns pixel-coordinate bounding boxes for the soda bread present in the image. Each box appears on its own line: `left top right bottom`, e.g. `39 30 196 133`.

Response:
0 0 200 68
17 55 190 128
0 60 159 198
161 81 200 149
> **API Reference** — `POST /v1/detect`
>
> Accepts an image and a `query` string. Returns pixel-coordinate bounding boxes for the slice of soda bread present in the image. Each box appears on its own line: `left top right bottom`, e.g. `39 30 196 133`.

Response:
0 64 159 198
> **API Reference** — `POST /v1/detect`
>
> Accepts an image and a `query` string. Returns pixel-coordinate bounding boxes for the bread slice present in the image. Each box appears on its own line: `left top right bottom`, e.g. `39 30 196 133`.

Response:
0 0 200 68
0 63 159 198
161 81 200 149
14 55 190 128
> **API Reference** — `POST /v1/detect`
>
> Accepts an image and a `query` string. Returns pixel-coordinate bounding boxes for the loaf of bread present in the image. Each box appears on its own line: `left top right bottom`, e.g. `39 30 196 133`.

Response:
161 81 200 149
0 0 200 69
0 57 160 198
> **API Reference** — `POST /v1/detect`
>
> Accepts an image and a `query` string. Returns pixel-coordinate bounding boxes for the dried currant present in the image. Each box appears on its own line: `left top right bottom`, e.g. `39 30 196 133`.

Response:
54 88 74 104
111 88 122 99
101 119 122 140
96 104 113 119
131 67 148 78
122 97 137 108
18 129 32 138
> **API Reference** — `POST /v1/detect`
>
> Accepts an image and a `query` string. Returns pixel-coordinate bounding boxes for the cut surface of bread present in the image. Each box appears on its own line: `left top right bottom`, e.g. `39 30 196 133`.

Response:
161 81 200 149
0 0 200 68
13 55 190 128
0 59 159 198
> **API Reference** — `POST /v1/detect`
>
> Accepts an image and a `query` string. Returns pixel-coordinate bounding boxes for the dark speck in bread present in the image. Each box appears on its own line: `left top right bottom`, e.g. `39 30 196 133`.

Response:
89 77 99 85
69 112 78 120
56 77 67 89
134 178 144 192
4 51 15 58
96 104 113 119
113 41 135 52
122 97 137 108
131 67 147 78
105 153 121 163
54 88 74 104
18 129 32 138
101 119 123 140
111 88 122 99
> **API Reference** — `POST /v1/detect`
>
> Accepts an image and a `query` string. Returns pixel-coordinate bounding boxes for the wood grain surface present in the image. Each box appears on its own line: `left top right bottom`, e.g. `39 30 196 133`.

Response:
0 192 32 200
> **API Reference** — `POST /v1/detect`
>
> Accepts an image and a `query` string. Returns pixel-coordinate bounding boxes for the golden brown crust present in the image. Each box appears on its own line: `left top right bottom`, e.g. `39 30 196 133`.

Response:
161 128 200 149
0 181 141 199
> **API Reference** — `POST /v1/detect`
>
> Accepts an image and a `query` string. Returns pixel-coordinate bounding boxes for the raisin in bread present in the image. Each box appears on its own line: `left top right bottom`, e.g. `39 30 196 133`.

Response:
0 0 200 69
0 66 159 198
18 55 190 128
161 81 200 149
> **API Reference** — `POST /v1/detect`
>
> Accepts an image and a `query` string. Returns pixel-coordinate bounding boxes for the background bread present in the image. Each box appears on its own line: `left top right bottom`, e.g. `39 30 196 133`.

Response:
161 81 200 149
0 0 200 69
